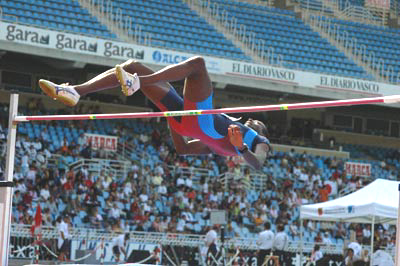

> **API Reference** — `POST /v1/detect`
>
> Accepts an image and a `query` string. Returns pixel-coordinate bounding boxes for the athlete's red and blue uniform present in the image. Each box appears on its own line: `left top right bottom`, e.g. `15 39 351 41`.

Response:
155 88 270 156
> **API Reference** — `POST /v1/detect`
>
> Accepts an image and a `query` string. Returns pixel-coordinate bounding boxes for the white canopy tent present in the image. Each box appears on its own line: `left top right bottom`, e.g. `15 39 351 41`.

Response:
300 179 400 266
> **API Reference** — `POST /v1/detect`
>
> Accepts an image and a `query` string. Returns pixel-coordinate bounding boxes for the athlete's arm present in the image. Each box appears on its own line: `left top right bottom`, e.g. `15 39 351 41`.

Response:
169 126 212 155
240 142 268 170
228 125 267 170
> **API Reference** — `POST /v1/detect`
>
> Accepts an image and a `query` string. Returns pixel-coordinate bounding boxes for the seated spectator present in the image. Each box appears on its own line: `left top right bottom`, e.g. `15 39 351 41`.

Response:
90 207 103 228
322 232 332 245
314 232 323 243
60 136 69 151
290 221 299 237
40 128 50 144
40 184 51 201
176 176 185 189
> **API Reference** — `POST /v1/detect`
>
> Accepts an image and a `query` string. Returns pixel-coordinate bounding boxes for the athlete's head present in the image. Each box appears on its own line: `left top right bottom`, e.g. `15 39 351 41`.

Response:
245 118 268 137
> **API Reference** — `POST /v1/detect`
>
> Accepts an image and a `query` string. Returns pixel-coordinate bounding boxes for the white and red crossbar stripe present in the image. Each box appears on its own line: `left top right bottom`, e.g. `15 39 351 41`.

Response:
13 95 400 122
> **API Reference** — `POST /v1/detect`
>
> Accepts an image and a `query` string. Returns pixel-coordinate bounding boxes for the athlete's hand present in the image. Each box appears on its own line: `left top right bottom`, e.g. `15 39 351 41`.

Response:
228 125 244 149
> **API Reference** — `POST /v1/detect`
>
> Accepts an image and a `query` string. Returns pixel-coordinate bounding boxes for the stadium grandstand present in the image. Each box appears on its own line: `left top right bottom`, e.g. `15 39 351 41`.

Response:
0 0 400 265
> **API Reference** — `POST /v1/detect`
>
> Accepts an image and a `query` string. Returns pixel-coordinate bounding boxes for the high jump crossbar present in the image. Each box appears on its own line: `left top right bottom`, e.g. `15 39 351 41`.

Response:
13 94 400 122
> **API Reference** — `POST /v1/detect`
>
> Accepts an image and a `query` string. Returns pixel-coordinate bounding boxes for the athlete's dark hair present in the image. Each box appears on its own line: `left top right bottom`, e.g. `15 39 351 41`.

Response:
247 120 269 137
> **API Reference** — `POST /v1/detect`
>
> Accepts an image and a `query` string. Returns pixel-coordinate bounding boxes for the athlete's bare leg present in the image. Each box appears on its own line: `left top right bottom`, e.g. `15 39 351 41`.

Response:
74 60 169 103
137 56 212 102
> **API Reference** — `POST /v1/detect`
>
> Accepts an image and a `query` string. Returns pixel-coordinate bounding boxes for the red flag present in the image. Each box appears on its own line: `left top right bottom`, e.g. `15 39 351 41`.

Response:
31 205 42 236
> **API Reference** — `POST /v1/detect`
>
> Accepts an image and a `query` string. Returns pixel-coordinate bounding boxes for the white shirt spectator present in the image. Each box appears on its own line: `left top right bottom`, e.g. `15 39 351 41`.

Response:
185 177 193 188
124 183 133 196
290 223 299 236
322 234 332 245
13 172 23 181
209 193 218 202
131 164 139 172
43 147 51 158
205 229 217 247
143 202 151 213
28 147 37 161
363 228 371 238
16 139 22 151
33 141 42 151
40 188 51 200
41 129 49 141
102 178 110 189
21 154 29 169
217 191 224 202
202 182 209 194
307 220 315 232
22 138 31 151
26 168 37 183
299 172 309 182
257 229 274 250
239 201 247 210
311 250 323 262
177 177 185 187
15 182 27 193
60 176 67 185
57 220 70 249
0 126 5 139
112 234 125 249
274 231 289 251
117 191 125 201
183 211 194 222
176 218 186 232
182 196 189 206
78 134 86 146
348 242 362 260
139 134 149 143
158 185 167 195
110 206 120 219
269 207 278 219
139 193 148 202
293 166 302 176
81 167 89 178
203 206 211 217
312 174 321 183
155 164 164 175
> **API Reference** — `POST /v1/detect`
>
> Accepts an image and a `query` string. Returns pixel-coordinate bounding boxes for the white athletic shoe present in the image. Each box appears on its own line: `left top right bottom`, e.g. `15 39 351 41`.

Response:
115 65 141 96
39 79 80 107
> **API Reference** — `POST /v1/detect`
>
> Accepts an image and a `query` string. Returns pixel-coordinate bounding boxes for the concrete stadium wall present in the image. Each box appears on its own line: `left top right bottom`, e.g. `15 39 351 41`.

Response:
271 143 349 158
316 129 400 149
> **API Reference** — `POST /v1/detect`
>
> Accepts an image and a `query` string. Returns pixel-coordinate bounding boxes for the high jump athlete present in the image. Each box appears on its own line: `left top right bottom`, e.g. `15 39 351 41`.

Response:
39 56 270 170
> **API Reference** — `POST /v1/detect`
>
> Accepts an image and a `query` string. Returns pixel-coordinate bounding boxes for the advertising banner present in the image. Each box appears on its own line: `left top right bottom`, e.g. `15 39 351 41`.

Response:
345 162 372 177
365 0 390 10
84 133 118 152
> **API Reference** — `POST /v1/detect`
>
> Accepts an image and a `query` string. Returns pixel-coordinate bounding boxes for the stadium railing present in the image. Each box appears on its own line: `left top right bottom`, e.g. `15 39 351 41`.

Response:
168 165 211 179
69 158 131 178
219 172 267 191
10 224 343 253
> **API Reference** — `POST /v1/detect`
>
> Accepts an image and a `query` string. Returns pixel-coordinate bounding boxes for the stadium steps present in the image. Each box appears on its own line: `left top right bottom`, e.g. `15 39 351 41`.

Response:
77 0 250 60
76 0 142 43
185 0 265 64
298 13 380 81
0 0 115 38
198 0 369 78
316 15 400 83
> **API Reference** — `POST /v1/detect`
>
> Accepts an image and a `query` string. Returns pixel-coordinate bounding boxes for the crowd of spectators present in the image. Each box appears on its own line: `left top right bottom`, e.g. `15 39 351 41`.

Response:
0 100 399 252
